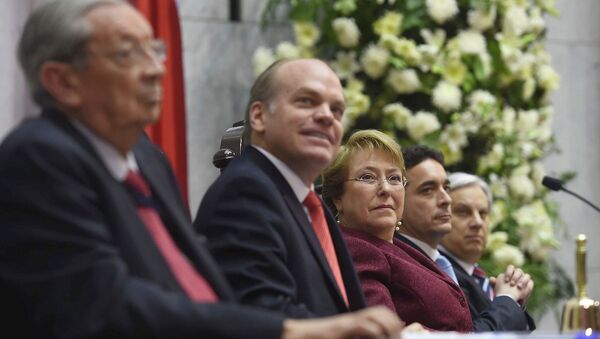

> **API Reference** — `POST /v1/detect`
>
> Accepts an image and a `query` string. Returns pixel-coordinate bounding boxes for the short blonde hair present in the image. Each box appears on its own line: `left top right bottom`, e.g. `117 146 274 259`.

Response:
322 129 405 212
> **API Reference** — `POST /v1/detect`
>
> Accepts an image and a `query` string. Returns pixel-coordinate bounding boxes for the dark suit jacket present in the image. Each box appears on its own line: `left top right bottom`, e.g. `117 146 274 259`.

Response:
194 146 366 318
440 250 536 332
343 228 472 332
0 109 284 339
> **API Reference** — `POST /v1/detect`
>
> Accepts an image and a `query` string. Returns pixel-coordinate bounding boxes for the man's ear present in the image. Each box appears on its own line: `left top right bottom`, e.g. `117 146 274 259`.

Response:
248 101 268 134
38 61 82 108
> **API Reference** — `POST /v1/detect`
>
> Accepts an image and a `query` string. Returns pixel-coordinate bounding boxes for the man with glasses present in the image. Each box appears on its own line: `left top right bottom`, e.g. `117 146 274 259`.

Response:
397 145 534 331
0 1 403 338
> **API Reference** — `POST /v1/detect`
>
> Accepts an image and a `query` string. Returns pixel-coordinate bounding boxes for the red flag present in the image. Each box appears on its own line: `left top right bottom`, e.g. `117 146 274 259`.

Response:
133 0 188 203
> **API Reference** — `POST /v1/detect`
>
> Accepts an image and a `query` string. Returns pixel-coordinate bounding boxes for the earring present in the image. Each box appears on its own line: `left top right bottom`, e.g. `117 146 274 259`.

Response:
395 220 402 232
335 211 342 224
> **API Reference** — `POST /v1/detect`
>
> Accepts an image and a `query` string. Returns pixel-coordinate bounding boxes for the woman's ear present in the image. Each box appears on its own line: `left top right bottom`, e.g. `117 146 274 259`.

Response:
333 198 342 213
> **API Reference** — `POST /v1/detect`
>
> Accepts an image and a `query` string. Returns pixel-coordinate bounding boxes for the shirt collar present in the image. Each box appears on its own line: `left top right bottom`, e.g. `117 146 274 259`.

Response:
70 119 138 181
439 245 475 275
252 145 311 202
401 234 440 261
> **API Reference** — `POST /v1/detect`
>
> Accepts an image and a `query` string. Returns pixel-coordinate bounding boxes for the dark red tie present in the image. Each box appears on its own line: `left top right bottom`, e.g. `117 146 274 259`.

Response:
123 170 218 302
303 191 348 305
473 266 494 301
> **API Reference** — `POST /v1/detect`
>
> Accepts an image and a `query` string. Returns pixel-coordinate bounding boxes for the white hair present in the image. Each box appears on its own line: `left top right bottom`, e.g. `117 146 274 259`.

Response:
448 172 493 207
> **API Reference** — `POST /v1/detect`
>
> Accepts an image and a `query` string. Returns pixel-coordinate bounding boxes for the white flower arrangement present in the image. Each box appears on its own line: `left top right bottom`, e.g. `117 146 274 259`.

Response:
257 0 568 314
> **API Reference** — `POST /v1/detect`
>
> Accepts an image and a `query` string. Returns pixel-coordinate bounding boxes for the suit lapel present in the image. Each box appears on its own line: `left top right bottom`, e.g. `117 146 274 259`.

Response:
135 140 235 300
247 148 346 306
395 234 461 288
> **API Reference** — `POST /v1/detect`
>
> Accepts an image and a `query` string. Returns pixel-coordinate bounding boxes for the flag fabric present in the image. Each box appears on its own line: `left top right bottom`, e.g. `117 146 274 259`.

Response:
132 0 188 202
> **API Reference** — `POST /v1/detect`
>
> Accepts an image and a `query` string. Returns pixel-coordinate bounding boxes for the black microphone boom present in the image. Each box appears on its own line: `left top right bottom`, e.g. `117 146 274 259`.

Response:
542 176 600 213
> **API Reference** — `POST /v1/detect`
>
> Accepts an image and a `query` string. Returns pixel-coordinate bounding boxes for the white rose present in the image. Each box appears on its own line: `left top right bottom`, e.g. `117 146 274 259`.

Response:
406 111 441 140
252 47 276 76
468 90 496 115
516 109 539 135
344 89 371 118
426 0 459 24
332 17 361 48
489 201 508 230
522 77 536 100
360 44 390 79
420 28 446 49
503 6 528 37
432 80 462 113
509 174 535 201
487 231 508 251
387 69 421 94
440 123 468 152
456 30 487 55
478 143 504 172
331 51 360 80
293 22 320 47
489 174 509 198
275 42 300 59
492 244 525 267
383 103 412 129
468 5 497 31
456 111 481 133
502 106 516 135
537 64 560 91
528 7 546 34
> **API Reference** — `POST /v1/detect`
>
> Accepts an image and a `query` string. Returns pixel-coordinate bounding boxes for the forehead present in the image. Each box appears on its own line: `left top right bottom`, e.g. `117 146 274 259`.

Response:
85 3 153 44
407 158 446 184
273 60 344 101
348 149 400 172
450 185 489 208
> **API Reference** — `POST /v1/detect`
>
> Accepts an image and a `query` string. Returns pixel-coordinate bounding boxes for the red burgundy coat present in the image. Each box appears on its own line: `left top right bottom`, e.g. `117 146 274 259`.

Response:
342 228 473 332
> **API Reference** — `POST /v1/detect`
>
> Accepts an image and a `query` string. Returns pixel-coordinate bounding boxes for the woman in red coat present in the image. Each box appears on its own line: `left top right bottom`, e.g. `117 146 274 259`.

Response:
321 130 472 332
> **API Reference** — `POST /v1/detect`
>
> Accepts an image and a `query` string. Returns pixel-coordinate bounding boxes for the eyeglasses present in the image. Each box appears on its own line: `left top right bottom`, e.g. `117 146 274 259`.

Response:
88 39 167 67
347 173 408 188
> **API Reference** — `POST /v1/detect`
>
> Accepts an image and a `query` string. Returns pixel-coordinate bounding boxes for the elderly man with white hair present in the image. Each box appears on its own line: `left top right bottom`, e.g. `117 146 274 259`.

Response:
440 172 536 331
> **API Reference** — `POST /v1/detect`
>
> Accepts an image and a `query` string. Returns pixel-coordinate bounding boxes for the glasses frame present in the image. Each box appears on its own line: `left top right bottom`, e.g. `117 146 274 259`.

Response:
83 38 167 67
346 174 408 188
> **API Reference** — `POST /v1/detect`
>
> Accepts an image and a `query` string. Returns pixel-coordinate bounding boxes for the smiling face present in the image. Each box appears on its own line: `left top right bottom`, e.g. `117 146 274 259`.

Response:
441 184 489 264
334 150 405 242
400 158 452 248
249 59 345 186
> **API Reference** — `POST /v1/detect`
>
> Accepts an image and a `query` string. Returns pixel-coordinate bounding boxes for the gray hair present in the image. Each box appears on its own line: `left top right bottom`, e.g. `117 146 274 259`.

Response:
448 172 493 207
17 0 126 109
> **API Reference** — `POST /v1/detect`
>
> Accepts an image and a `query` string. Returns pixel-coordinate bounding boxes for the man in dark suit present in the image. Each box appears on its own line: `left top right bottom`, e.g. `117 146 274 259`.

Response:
194 59 369 317
397 145 535 332
0 1 403 338
440 172 536 330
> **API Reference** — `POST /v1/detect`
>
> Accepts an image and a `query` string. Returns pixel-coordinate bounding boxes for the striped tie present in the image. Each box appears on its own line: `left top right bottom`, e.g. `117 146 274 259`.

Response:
473 266 494 301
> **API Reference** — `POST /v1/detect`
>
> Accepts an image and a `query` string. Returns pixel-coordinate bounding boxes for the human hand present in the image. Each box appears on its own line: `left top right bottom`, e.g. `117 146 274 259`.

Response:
402 322 428 334
493 265 534 306
282 305 404 339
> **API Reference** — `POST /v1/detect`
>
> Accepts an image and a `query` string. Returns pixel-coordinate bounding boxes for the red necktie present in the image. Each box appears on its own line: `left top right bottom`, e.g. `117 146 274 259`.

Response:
124 170 218 302
303 190 348 305
473 266 494 301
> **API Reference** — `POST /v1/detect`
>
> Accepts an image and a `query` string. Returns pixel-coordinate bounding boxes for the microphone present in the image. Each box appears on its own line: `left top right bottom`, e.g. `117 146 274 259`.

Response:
542 176 600 213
